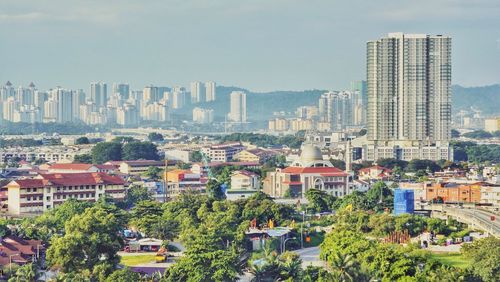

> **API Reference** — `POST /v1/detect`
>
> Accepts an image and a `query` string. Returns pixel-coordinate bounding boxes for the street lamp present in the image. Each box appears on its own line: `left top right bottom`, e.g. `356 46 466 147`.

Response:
282 237 297 253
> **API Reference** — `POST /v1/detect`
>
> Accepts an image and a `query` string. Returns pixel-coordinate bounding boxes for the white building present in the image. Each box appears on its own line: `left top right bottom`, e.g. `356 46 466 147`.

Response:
228 91 247 123
90 82 107 108
205 81 216 102
190 81 205 103
193 107 214 124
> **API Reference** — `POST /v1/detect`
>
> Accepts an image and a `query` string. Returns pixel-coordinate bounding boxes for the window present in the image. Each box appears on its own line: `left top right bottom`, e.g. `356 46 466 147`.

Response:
33 188 37 192
63 195 66 199
27 197 31 201
46 196 51 201
39 196 42 200
27 188 31 193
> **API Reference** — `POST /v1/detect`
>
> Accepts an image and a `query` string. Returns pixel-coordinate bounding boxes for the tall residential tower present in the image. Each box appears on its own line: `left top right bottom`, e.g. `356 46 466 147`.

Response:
366 33 451 144
363 33 452 161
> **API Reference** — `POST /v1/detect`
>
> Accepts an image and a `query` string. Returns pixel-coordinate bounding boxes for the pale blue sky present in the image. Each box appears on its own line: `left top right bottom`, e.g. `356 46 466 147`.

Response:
0 0 499 92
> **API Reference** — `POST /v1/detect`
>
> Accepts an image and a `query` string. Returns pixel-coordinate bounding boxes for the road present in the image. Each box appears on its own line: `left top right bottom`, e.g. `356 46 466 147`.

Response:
293 246 324 268
447 207 500 236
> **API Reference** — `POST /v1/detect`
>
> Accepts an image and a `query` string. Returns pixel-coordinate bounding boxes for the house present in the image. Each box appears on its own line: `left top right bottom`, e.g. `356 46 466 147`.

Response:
0 235 44 267
226 170 260 200
3 172 126 215
263 144 350 198
191 161 261 176
358 165 392 181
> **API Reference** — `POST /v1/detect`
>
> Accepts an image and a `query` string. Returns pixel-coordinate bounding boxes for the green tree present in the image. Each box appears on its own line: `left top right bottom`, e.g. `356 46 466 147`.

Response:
366 181 393 211
91 142 122 164
74 154 93 164
46 205 124 273
206 179 226 200
105 268 141 282
190 150 204 162
8 263 37 282
148 132 164 142
461 237 500 282
328 253 357 282
75 137 90 145
329 159 346 170
130 200 164 237
122 185 152 209
122 141 159 161
144 166 162 179
305 188 337 213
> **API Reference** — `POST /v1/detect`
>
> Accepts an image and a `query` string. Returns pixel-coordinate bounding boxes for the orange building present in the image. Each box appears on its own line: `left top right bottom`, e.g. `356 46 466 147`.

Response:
426 182 482 203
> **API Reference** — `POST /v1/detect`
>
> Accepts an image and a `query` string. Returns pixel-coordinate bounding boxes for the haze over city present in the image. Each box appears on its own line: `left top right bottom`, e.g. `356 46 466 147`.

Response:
1 0 500 91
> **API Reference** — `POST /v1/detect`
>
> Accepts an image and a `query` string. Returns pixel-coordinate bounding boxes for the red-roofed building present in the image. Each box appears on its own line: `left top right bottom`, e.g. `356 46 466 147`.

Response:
48 163 99 173
263 144 350 198
0 235 44 267
3 172 126 215
358 165 392 181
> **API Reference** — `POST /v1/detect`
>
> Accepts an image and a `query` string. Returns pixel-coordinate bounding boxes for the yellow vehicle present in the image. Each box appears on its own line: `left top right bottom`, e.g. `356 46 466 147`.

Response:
155 247 169 263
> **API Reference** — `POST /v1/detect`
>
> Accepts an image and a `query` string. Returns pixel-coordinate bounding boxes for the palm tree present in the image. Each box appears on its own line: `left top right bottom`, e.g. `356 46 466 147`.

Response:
329 253 357 282
9 263 37 282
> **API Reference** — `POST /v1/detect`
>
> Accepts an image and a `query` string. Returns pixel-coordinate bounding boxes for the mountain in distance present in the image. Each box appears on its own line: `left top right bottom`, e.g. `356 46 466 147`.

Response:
177 84 500 122
452 84 500 116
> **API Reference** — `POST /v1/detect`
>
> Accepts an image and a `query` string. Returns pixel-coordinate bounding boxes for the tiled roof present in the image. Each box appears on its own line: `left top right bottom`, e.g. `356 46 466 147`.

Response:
282 166 347 176
5 173 125 188
49 163 94 170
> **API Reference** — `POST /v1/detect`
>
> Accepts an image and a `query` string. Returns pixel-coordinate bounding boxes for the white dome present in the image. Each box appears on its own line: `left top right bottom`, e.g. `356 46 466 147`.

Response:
300 144 323 162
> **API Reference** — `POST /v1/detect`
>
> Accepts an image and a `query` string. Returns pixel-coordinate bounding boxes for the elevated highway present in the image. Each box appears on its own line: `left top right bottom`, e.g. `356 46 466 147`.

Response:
429 205 499 237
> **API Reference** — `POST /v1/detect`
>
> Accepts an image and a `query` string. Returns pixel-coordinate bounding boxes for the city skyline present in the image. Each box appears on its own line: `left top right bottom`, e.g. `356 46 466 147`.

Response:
1 1 499 92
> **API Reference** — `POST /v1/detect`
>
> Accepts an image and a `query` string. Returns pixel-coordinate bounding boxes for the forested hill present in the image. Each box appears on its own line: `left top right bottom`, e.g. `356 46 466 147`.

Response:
452 84 500 115
175 84 500 122
177 86 325 121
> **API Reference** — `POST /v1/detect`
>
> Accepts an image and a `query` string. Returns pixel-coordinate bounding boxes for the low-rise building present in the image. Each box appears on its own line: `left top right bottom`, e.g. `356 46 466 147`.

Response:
3 172 126 215
226 170 260 200
233 149 277 163
480 184 500 207
165 169 206 196
263 144 350 198
0 235 44 267
201 142 245 162
425 182 482 203
110 160 165 175
358 165 392 181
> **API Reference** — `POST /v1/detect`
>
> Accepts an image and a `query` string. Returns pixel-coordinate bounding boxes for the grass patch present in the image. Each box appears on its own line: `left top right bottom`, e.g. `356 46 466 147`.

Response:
430 253 471 269
120 254 156 266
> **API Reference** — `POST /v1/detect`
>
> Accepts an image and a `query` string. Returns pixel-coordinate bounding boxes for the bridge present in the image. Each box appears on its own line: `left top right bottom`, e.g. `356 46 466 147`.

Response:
428 205 500 237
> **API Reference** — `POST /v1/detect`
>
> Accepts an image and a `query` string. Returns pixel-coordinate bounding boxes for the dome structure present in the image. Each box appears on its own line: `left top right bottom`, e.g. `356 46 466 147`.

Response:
291 143 333 168
300 144 323 162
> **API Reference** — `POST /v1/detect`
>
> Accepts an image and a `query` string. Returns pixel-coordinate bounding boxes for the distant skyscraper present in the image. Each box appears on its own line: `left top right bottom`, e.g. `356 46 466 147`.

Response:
228 91 247 123
205 81 216 102
367 33 451 143
318 91 354 131
112 83 130 100
90 82 107 108
171 89 187 109
51 87 73 123
190 81 205 103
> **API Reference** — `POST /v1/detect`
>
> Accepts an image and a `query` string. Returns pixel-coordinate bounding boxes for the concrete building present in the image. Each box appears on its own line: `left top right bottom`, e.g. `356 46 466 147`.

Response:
228 91 247 123
484 117 500 133
268 118 289 132
190 81 205 103
205 81 216 102
4 172 125 215
114 160 165 175
112 83 130 100
365 33 452 161
264 144 350 198
192 107 214 124
165 169 206 196
226 170 260 200
90 82 107 108
201 142 245 162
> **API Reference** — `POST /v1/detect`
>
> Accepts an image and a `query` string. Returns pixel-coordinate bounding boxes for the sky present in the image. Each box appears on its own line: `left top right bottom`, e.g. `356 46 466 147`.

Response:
0 0 499 92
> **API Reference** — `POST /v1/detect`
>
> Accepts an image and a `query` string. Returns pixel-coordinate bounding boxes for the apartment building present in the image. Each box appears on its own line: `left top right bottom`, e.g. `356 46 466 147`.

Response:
201 142 245 162
3 172 126 215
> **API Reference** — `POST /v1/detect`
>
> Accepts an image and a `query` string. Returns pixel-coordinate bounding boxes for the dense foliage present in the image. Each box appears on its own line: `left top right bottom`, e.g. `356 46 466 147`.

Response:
219 133 304 149
0 121 104 135
452 141 500 163
90 140 159 164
